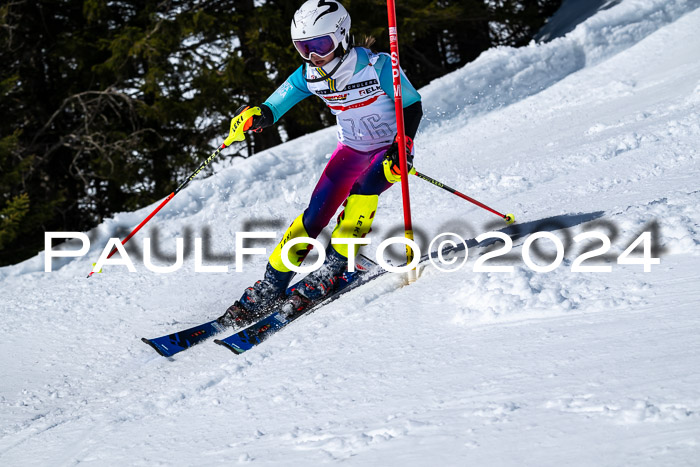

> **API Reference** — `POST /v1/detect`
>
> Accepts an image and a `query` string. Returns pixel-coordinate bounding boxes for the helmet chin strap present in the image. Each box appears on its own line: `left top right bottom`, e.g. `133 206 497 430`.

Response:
304 44 354 83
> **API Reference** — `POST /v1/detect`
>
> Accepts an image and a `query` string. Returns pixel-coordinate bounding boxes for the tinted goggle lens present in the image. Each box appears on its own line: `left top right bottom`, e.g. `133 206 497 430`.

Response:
293 35 336 60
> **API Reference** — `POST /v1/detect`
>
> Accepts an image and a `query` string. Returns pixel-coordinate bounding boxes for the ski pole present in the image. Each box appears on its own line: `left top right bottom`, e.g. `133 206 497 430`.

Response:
412 170 515 224
86 106 261 278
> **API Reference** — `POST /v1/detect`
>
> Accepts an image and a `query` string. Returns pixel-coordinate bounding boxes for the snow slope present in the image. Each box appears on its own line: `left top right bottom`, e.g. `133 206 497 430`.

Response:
1 0 699 465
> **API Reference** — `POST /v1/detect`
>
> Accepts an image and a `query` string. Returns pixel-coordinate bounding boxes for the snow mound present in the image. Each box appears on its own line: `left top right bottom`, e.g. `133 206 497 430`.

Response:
420 0 696 124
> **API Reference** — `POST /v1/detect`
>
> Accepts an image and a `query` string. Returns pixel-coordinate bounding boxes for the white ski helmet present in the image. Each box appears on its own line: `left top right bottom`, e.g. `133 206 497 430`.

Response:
291 0 352 61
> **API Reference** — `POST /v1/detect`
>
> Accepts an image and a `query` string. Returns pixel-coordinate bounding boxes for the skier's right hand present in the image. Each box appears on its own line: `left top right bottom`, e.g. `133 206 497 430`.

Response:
235 104 274 133
383 135 415 183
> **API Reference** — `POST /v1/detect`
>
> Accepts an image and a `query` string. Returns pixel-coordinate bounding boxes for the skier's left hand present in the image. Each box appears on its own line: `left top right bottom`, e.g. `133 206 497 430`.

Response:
383 135 415 183
234 104 274 133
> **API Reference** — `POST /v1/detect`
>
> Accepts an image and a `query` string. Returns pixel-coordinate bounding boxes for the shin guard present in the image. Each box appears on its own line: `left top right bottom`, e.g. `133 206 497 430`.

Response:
269 214 313 273
330 194 378 258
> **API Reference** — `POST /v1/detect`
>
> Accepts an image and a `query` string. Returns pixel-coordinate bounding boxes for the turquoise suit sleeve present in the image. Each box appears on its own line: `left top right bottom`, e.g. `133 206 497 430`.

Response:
263 65 313 123
375 53 421 107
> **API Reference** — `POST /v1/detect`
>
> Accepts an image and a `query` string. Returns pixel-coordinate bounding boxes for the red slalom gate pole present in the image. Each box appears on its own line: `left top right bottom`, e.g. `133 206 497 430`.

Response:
387 0 417 283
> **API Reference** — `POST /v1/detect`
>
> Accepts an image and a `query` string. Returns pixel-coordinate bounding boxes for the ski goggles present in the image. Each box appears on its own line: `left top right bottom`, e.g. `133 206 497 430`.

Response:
293 34 338 60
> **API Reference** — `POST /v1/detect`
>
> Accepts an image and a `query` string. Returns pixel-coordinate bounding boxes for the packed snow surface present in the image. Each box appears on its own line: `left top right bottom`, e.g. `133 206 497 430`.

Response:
2 0 699 465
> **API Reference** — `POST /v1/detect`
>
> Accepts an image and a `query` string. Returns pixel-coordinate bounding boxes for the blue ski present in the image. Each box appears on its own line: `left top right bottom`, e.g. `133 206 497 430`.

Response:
142 319 230 357
142 254 378 357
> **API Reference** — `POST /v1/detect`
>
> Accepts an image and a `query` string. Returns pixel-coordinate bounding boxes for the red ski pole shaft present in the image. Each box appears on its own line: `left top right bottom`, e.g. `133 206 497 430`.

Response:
86 107 260 278
86 191 175 278
86 142 227 278
413 170 515 223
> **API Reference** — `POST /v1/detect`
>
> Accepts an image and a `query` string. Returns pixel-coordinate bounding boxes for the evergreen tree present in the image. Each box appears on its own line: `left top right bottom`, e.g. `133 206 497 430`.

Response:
349 0 562 88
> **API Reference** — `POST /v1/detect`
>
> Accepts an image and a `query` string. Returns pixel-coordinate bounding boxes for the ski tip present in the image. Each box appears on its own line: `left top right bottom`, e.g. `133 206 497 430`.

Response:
141 337 168 357
214 339 244 355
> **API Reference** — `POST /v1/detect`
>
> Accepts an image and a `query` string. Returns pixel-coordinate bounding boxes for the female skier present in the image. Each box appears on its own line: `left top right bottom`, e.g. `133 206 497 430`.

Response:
224 0 422 324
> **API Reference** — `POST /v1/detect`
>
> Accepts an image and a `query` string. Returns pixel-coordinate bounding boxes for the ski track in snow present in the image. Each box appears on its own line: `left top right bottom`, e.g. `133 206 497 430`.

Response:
2 1 700 465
